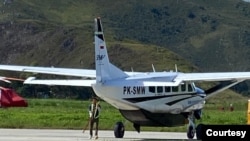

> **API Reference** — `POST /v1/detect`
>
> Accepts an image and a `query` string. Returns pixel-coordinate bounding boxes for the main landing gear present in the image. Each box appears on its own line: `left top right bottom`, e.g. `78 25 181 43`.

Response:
113 110 203 139
186 110 203 140
114 122 125 138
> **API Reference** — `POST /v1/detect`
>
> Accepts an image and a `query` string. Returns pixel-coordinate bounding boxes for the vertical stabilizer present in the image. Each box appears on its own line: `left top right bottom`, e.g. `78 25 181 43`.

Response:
94 17 128 83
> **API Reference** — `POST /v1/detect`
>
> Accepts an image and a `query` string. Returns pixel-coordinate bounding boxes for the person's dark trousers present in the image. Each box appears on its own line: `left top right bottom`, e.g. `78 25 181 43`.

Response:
89 118 99 137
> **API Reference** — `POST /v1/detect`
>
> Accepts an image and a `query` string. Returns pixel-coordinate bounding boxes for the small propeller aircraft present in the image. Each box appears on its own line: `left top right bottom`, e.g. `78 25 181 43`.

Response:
0 17 250 139
0 76 25 83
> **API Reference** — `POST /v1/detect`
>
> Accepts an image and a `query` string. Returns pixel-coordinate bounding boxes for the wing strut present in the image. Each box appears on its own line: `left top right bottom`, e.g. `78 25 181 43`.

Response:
205 80 244 99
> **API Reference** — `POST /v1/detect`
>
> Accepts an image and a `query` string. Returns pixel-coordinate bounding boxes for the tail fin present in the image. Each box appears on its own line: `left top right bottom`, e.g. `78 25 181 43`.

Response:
94 17 128 83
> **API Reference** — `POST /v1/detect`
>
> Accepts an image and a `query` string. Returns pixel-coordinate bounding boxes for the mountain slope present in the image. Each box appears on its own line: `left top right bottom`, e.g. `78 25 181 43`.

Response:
0 0 198 72
1 0 250 71
99 0 250 72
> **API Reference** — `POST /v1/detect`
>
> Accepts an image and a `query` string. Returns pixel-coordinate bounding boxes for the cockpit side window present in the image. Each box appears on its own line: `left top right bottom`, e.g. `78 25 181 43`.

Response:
188 84 193 92
181 84 186 92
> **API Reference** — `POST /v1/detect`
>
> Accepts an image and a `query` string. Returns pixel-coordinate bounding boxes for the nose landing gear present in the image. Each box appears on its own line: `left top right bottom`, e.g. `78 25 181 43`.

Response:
187 111 196 139
186 110 203 140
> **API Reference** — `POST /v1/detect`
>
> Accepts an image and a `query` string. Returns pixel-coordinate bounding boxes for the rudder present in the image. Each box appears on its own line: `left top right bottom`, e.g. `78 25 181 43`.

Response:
94 17 128 83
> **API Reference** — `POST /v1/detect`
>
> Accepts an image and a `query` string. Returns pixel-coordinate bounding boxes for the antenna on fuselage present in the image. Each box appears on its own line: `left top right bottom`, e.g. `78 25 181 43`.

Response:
175 64 178 72
130 67 136 76
152 64 155 72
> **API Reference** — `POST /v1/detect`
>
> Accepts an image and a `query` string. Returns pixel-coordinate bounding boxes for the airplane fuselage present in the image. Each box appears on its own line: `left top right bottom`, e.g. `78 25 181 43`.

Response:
92 79 206 127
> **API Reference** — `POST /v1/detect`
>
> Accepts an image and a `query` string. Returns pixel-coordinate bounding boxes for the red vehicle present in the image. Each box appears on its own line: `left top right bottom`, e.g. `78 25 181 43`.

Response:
0 87 28 108
0 77 28 108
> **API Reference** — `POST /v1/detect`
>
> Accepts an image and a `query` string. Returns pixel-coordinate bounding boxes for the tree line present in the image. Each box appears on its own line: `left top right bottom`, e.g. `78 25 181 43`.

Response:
3 81 94 100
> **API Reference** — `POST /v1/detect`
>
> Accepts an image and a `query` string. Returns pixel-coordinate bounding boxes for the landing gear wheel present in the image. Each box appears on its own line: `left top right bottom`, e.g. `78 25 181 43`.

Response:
196 124 204 140
114 122 125 138
187 125 195 139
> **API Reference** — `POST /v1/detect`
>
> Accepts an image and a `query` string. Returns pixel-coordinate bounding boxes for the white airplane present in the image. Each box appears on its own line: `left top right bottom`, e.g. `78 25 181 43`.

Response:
0 17 250 139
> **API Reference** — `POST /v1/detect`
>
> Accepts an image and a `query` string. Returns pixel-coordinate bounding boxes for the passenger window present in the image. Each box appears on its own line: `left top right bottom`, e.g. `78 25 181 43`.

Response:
165 86 171 93
157 86 163 93
149 86 155 93
172 86 178 92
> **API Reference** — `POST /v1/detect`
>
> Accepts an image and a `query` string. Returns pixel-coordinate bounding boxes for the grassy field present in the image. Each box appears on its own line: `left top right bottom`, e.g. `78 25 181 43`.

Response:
0 93 249 132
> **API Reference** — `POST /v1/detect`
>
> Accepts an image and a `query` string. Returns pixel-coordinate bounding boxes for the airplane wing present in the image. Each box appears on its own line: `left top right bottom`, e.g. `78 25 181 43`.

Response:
1 64 250 82
173 72 250 98
174 72 250 82
0 65 142 78
0 65 96 78
124 71 250 86
24 77 95 86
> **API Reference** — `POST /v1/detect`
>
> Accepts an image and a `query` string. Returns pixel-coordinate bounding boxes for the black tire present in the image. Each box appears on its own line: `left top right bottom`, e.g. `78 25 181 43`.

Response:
196 124 204 140
187 125 195 139
114 122 125 138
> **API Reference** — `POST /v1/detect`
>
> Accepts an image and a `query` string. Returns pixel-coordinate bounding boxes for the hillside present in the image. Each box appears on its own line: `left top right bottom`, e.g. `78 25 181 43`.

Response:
101 0 250 72
0 0 249 70
0 0 249 97
0 0 198 72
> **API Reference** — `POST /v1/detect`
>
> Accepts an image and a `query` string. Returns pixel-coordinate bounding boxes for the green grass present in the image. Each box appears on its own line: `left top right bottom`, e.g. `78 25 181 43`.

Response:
0 99 125 130
0 94 249 132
